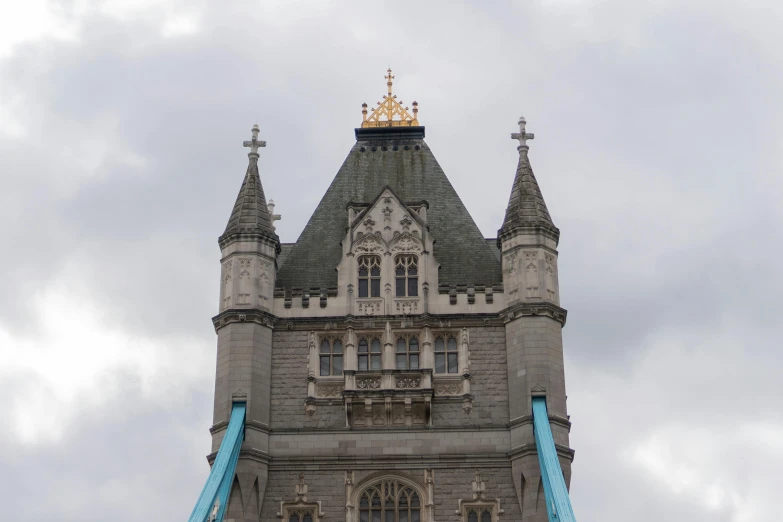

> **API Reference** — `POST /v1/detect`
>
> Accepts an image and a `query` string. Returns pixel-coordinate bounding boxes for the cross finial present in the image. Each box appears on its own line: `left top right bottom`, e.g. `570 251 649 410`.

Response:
243 124 267 157
511 115 535 151
267 199 281 230
385 68 394 96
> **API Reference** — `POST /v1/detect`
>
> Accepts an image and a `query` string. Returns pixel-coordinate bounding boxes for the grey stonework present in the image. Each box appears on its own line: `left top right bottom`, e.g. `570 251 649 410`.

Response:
205 119 574 522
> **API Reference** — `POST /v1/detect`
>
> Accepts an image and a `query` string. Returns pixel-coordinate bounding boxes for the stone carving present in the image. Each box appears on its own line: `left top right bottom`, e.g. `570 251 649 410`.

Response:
353 406 366 424
363 217 376 232
357 377 381 390
222 260 233 310
390 232 421 253
395 299 418 315
372 404 385 425
354 234 385 254
357 299 382 316
305 402 316 417
462 398 473 414
412 404 425 424
435 383 462 395
316 384 344 397
392 404 405 424
545 253 556 301
524 250 539 298
399 215 412 231
396 377 420 389
503 251 518 275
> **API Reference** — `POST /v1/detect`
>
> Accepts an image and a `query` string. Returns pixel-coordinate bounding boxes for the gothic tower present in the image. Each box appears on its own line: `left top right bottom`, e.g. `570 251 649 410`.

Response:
197 72 575 522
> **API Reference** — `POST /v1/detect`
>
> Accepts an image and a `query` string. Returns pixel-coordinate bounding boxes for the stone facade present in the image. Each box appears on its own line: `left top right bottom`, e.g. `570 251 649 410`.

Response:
204 112 573 521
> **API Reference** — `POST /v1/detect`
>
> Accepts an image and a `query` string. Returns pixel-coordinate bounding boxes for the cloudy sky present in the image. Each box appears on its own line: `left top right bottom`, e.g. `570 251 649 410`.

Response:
1 0 781 520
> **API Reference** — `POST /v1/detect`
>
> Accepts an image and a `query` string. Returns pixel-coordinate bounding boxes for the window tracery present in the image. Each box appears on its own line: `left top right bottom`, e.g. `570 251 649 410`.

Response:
395 255 418 297
395 335 420 370
358 256 382 298
358 479 422 522
434 335 459 374
319 337 344 376
455 471 503 522
358 336 383 370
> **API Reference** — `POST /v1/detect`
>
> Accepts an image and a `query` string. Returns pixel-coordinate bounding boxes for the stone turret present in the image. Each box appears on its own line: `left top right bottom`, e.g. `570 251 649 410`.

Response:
211 124 279 520
499 117 572 521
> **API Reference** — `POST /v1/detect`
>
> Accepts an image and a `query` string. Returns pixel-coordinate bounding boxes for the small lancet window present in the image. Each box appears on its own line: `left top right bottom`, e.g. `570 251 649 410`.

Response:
358 256 382 298
434 335 459 374
395 255 418 297
319 338 344 376
358 337 382 370
395 336 420 370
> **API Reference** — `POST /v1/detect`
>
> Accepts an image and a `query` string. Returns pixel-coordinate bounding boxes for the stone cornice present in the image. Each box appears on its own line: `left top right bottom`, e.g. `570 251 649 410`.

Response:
500 301 568 326
207 447 271 465
508 442 575 462
211 308 277 333
218 229 281 253
497 222 560 247
509 413 571 431
269 453 511 470
271 313 507 332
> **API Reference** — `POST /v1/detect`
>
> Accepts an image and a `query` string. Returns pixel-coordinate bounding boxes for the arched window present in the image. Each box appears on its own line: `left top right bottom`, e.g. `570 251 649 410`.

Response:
358 479 422 522
434 335 459 374
319 337 343 376
395 255 418 297
288 510 314 522
358 337 382 370
465 509 492 522
395 336 420 370
358 256 382 298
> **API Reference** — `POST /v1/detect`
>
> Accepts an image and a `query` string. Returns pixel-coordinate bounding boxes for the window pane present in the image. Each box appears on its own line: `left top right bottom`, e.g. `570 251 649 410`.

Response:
371 265 380 277
468 512 478 522
359 355 368 370
396 265 405 276
333 355 343 375
289 514 298 522
320 356 330 376
385 510 394 522
371 279 381 297
333 340 343 354
372 494 381 507
359 265 368 277
396 339 407 353
481 511 491 522
360 495 369 508
396 354 407 370
410 354 419 370
360 511 369 522
410 493 420 507
400 491 408 506
409 338 419 352
320 340 330 353
411 509 420 522
435 338 444 352
447 337 457 352
435 353 445 373
448 353 459 373
396 278 405 297
358 339 368 353
399 511 408 522
408 265 417 276
408 277 418 296
372 511 381 522
371 354 381 370
371 339 382 353
359 279 368 298
303 515 313 522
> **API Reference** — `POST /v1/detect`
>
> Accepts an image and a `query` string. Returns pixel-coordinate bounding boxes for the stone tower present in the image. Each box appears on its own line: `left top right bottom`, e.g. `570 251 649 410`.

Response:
205 73 573 522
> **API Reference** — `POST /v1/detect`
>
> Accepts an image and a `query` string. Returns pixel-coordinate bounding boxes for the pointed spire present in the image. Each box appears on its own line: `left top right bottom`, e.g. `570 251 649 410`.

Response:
499 116 559 242
219 124 280 250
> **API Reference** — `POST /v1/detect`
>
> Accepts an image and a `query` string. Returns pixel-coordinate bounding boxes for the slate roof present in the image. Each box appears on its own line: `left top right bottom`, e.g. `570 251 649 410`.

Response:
219 155 279 248
499 148 559 238
276 131 502 292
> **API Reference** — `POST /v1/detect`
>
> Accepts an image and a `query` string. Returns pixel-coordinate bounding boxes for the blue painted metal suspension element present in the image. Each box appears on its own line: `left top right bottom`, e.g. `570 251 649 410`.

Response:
532 397 577 522
188 402 246 522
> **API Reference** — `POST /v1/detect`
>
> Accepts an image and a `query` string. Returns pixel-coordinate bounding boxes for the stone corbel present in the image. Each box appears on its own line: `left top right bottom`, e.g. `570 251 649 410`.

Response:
304 397 316 417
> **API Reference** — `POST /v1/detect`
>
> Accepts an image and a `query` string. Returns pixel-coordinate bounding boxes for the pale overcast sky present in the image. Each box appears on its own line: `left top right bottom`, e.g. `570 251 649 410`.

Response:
1 1 781 520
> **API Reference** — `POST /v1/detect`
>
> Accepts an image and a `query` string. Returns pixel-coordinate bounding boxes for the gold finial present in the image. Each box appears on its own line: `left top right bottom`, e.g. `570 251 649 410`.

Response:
361 69 420 128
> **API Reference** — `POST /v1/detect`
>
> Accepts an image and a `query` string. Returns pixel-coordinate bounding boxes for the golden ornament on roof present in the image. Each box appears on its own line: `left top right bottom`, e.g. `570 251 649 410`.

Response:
361 68 420 128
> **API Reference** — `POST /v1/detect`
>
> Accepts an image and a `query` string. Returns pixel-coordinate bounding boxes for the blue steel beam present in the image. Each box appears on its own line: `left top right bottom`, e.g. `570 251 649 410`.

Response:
188 402 246 522
532 397 576 522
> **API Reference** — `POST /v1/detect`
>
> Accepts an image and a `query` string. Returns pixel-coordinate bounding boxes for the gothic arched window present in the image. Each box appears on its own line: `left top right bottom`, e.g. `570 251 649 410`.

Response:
358 337 382 371
395 335 420 370
287 510 314 522
358 256 382 298
434 335 459 374
319 337 343 376
395 255 418 297
358 479 422 522
465 509 492 522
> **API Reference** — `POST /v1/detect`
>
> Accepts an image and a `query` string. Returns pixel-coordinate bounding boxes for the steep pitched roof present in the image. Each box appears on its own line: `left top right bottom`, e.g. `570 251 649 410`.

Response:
219 154 279 248
498 146 559 244
276 132 502 291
